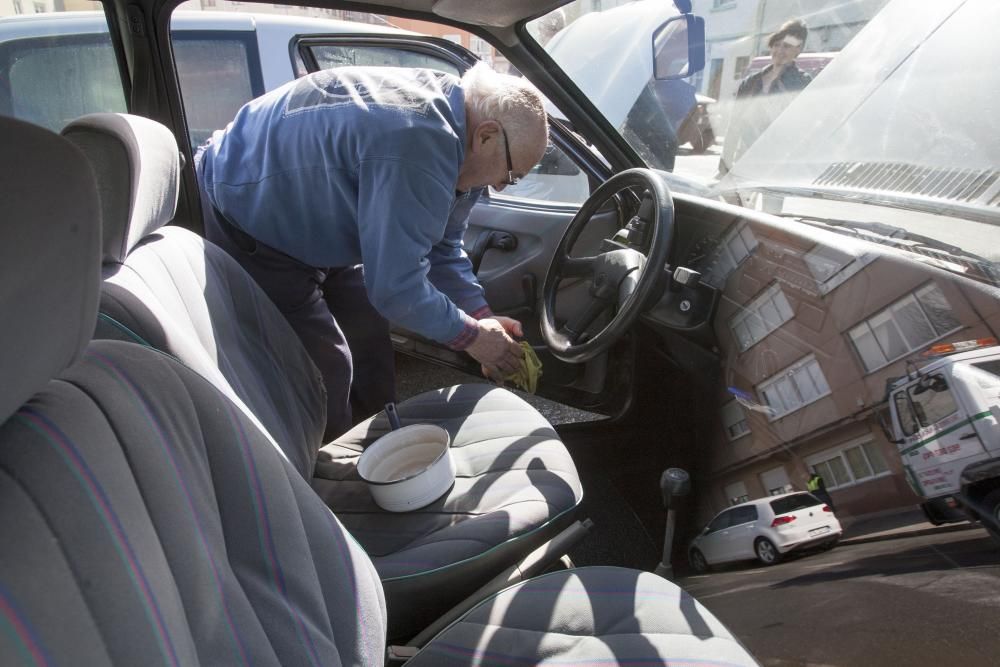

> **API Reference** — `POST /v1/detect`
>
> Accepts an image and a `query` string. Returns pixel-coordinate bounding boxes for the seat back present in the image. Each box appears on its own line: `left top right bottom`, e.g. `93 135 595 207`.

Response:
62 113 325 480
0 115 387 666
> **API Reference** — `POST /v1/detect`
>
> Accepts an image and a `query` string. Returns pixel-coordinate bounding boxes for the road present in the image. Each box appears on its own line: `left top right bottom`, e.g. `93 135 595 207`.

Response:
674 143 722 185
677 528 1000 666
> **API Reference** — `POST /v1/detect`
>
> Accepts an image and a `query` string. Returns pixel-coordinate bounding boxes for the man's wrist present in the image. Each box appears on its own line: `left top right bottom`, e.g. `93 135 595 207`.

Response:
446 312 480 351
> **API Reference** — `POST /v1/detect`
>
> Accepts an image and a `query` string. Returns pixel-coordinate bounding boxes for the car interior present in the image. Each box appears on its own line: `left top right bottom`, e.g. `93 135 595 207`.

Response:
3 0 1000 665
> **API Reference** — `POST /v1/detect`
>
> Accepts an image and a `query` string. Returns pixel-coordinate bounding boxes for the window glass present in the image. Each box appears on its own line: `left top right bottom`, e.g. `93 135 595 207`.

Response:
730 284 794 351
849 283 961 372
770 493 820 515
707 510 733 533
172 33 260 149
309 44 461 74
908 375 958 426
758 356 829 419
722 399 751 440
2 34 126 133
894 391 919 436
863 441 890 475
730 505 758 525
844 445 873 480
499 142 590 204
971 360 1000 378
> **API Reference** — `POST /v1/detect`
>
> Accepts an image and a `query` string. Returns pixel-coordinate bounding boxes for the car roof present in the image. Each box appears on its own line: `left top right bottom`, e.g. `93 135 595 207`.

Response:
726 491 816 512
0 9 410 38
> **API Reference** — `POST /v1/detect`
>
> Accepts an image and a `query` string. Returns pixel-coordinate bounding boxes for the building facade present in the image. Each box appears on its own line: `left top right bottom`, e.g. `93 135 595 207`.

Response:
696 215 1000 525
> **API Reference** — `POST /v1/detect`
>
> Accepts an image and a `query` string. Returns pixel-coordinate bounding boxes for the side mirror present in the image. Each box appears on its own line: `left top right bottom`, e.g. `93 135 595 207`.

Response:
701 525 711 535
652 13 706 80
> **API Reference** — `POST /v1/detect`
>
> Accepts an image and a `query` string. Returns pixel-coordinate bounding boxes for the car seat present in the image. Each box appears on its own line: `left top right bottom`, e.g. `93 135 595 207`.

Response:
62 112 582 638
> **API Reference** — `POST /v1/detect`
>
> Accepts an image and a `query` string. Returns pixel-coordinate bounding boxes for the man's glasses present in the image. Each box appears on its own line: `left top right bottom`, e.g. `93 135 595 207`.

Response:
499 125 519 186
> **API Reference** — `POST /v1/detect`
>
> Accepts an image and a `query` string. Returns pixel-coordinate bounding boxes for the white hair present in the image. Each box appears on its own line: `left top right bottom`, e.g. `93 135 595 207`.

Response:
461 63 548 148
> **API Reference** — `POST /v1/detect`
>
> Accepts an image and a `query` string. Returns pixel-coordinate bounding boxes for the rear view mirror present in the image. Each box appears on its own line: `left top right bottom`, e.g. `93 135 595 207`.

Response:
652 13 706 80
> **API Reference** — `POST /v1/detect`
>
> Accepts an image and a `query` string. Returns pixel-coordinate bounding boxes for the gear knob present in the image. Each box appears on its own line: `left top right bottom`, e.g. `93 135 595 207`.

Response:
660 468 691 510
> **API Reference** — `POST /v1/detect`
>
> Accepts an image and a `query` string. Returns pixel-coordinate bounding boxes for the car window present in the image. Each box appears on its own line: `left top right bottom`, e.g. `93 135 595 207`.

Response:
172 30 264 150
706 509 733 533
0 32 126 133
729 505 758 525
770 493 821 515
307 40 592 205
308 43 461 75
907 375 958 428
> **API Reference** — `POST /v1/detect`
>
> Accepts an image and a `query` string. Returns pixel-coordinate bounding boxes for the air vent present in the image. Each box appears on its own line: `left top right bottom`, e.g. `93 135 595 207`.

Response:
815 162 1000 207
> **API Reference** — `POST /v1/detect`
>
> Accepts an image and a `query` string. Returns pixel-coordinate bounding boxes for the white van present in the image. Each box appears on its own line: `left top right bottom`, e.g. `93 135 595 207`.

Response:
883 339 1000 539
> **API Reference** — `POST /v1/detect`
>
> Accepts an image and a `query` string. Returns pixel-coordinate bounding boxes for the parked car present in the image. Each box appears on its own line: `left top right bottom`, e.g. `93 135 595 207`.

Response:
689 492 842 571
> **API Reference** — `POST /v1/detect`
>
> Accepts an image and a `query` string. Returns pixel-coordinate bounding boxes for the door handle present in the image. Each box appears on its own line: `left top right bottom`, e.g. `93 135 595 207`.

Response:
470 231 517 273
959 432 978 440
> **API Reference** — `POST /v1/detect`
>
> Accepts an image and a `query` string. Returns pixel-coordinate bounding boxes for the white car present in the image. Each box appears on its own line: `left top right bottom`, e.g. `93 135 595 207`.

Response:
689 492 842 571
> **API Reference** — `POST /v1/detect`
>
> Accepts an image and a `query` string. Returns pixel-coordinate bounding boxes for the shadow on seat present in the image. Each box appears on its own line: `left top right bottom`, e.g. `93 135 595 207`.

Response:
62 112 583 639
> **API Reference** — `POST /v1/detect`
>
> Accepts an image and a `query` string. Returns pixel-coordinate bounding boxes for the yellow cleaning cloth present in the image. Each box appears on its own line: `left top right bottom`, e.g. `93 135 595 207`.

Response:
505 341 543 394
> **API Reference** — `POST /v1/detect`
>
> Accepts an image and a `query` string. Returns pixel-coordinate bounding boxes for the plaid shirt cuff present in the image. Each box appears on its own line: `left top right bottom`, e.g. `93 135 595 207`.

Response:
447 312 480 351
468 305 494 320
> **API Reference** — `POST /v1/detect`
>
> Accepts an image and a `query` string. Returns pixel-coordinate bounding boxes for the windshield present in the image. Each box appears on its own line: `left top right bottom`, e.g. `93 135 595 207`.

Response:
530 0 1000 279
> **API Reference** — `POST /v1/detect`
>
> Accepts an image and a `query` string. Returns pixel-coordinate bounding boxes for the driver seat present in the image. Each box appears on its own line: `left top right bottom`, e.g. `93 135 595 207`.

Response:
0 111 759 667
62 112 582 638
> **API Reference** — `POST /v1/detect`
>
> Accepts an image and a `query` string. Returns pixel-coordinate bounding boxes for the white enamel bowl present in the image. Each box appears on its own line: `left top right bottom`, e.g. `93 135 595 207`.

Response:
357 424 455 512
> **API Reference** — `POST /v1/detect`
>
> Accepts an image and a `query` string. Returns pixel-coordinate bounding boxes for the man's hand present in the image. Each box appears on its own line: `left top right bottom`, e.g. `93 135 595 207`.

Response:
492 315 523 338
465 318 524 382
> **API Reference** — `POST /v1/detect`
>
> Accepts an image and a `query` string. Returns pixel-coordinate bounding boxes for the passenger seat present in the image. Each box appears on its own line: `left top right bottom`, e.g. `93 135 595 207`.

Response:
62 112 582 638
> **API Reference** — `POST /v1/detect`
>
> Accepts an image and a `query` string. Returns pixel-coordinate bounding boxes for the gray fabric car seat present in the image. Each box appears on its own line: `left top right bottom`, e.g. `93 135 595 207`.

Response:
62 112 583 638
0 112 759 667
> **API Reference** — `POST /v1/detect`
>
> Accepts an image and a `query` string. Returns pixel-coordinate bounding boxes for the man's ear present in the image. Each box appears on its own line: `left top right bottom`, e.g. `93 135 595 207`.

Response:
471 120 501 154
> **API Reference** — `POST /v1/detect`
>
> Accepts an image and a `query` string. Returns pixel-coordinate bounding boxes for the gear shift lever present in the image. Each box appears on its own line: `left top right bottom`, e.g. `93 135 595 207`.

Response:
654 467 691 579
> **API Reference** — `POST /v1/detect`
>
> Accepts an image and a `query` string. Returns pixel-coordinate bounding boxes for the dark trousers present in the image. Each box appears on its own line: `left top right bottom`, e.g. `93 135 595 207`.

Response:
202 207 396 442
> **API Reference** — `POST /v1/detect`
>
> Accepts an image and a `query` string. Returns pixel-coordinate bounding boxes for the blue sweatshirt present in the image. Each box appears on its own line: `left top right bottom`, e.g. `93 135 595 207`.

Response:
198 67 489 346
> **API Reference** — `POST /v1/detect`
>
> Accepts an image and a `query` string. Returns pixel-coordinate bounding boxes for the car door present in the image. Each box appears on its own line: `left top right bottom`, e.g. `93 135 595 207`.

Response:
724 504 759 561
697 509 734 564
296 35 627 413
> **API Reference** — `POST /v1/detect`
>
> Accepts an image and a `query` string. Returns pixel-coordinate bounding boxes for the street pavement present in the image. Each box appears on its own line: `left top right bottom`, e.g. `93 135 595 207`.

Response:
677 524 1000 666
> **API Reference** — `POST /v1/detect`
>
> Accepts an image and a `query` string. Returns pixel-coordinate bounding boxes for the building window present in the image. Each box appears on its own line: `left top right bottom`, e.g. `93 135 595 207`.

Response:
705 222 758 287
33 1 44 11
13 0 23 14
469 35 493 65
724 481 749 506
758 355 830 420
807 438 890 490
803 244 874 295
733 56 750 80
730 283 794 352
848 283 961 373
722 399 751 441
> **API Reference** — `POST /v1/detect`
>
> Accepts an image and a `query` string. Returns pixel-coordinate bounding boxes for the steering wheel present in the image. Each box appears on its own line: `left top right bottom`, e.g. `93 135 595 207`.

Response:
540 168 674 363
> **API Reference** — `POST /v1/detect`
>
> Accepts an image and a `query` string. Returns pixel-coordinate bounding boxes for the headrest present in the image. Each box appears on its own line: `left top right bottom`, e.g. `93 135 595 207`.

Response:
0 116 102 423
62 113 180 264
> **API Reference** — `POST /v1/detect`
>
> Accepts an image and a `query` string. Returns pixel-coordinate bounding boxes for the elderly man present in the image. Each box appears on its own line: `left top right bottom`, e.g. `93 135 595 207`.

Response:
196 63 549 439
718 19 811 176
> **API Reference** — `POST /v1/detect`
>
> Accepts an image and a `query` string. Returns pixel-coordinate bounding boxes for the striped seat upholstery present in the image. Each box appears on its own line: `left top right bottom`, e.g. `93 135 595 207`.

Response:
63 113 582 638
0 111 758 667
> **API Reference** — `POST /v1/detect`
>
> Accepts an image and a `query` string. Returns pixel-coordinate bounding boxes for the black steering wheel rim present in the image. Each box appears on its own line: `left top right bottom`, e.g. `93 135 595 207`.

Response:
540 168 674 363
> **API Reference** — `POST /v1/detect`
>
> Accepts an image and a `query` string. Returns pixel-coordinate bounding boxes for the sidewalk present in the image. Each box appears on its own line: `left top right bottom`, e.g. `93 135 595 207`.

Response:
838 506 981 546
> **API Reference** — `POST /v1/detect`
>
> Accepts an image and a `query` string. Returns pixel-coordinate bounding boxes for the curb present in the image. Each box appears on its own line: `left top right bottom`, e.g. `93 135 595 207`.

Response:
839 520 981 546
